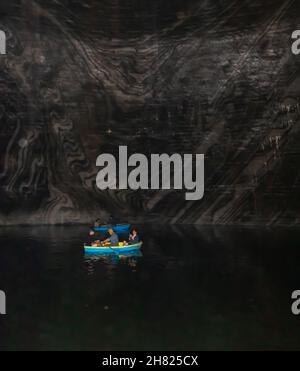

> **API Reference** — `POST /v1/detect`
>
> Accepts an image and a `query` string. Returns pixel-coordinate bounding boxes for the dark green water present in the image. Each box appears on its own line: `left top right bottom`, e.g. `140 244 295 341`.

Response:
0 225 300 350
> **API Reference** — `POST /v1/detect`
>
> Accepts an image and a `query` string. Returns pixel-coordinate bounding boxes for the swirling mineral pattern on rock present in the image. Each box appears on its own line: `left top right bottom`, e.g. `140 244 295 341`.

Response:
0 0 300 225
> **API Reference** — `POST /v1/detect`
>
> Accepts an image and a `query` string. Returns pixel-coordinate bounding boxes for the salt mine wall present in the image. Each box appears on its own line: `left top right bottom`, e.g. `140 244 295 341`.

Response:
1 0 300 225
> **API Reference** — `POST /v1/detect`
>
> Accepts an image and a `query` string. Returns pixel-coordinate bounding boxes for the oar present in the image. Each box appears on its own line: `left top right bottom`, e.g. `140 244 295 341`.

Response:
107 245 119 255
101 242 119 255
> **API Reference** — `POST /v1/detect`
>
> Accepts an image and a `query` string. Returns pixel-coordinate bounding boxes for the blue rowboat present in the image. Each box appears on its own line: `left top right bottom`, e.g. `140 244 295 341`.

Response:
94 223 131 233
84 241 142 254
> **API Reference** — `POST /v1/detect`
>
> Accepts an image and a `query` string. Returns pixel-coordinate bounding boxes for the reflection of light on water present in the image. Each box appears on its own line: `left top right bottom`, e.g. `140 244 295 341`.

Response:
85 251 143 275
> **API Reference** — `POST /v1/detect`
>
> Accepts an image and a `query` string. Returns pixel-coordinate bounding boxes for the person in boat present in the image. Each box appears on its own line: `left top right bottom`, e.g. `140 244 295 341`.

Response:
129 229 140 244
108 214 122 225
124 228 140 246
94 218 107 228
84 230 100 247
85 228 119 248
91 240 101 247
101 228 119 247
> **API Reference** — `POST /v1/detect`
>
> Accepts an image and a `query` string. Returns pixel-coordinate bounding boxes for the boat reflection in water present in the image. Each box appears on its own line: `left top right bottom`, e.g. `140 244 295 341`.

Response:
84 250 143 275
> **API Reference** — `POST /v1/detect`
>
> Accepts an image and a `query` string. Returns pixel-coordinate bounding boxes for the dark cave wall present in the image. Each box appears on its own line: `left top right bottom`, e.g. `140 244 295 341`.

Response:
1 0 300 225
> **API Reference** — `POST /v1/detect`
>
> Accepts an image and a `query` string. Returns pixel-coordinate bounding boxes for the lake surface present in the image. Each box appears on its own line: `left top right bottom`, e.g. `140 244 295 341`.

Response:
0 225 300 350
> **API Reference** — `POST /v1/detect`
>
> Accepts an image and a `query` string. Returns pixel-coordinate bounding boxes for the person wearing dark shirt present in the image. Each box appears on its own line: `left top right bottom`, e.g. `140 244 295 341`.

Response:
127 229 140 245
94 219 101 228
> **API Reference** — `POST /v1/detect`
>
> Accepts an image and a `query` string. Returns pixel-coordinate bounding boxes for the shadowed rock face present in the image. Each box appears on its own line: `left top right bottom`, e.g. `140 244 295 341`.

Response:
1 0 300 225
